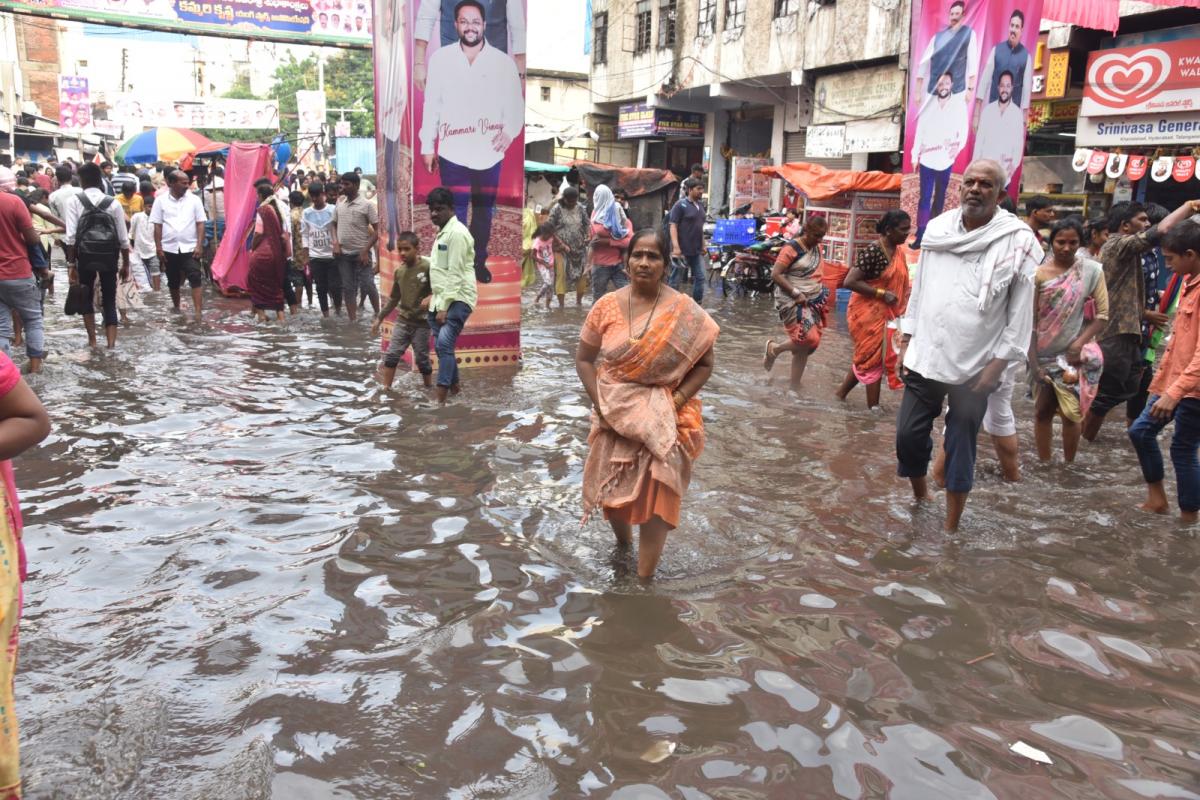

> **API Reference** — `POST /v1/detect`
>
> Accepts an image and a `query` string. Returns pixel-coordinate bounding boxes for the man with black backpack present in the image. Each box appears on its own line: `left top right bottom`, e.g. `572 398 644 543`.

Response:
63 163 130 348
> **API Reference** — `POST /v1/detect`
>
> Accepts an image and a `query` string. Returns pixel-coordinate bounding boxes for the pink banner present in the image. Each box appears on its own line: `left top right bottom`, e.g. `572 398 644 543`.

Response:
902 0 1044 243
374 0 525 368
212 143 272 294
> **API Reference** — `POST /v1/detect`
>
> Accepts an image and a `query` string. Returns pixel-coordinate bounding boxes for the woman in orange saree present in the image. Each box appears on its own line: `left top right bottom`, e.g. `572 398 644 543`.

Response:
837 211 912 410
576 229 719 579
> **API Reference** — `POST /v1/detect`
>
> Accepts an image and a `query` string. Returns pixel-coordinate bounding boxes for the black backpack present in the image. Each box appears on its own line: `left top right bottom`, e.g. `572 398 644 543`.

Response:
76 194 121 268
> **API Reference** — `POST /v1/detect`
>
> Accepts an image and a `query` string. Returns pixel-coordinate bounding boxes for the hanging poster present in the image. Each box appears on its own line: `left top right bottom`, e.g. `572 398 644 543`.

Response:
58 76 90 132
0 0 372 47
110 95 279 131
374 0 526 369
902 0 1046 243
1174 156 1196 183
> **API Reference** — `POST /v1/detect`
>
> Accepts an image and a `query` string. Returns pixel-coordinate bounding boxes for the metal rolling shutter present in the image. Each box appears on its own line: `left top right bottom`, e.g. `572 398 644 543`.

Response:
783 130 853 170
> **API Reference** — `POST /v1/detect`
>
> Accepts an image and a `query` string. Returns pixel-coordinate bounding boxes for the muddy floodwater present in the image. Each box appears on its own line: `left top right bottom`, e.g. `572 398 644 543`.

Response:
12 285 1200 799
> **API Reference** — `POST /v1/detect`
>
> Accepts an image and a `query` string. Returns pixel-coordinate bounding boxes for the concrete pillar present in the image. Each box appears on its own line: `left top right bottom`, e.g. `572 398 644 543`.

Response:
851 152 869 171
706 110 729 215
770 102 786 210
636 139 648 168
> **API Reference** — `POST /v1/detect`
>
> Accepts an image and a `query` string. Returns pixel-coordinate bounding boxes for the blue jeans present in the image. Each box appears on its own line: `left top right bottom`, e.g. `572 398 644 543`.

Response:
915 163 951 242
668 253 705 302
429 301 472 388
0 277 46 359
592 264 628 301
438 157 501 278
1128 395 1200 512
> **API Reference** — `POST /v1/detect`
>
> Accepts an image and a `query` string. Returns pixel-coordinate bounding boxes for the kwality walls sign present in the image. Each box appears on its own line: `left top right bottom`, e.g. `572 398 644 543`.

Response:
617 103 705 140
1081 39 1200 117
1076 37 1200 147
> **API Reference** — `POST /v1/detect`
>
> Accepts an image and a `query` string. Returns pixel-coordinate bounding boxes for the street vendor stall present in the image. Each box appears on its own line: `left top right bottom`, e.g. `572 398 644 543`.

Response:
569 161 680 232
759 162 901 297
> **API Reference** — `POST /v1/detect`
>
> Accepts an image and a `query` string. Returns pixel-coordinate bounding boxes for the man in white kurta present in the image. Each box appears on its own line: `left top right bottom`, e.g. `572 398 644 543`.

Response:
972 72 1027 193
895 160 1042 532
420 0 523 282
911 72 969 245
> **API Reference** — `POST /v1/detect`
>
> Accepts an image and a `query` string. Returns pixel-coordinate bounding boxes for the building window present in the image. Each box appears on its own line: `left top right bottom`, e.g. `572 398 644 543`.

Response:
634 0 652 53
774 0 800 15
593 11 608 65
698 0 716 36
540 86 551 101
725 0 746 30
657 0 676 48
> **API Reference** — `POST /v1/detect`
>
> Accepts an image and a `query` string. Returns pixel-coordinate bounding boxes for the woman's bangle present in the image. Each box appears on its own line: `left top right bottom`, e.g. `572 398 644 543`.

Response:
672 391 686 409
874 287 886 299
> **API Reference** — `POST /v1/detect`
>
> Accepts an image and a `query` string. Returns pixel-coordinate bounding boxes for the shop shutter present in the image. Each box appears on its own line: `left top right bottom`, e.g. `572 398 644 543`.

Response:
783 130 853 170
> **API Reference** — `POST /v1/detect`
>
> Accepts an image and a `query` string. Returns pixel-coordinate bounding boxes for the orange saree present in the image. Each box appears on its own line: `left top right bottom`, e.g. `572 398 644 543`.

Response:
847 243 911 390
580 290 720 528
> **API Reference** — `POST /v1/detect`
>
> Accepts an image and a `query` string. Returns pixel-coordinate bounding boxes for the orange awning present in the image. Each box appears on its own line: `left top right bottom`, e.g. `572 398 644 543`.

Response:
758 162 900 200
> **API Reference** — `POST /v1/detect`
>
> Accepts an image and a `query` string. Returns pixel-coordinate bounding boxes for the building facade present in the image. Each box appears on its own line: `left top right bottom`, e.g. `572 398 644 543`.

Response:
588 0 910 213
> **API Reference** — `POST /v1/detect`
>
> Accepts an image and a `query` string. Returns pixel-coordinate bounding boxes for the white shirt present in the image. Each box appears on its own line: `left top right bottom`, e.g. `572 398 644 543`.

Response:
972 100 1026 185
62 187 130 251
415 0 526 52
419 41 524 170
301 204 336 260
129 211 157 260
901 210 1040 384
378 24 407 141
48 184 81 242
911 94 969 172
149 190 206 253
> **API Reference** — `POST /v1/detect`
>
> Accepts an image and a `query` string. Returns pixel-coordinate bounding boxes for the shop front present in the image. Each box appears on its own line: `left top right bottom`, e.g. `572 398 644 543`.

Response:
616 103 705 177
1072 35 1200 211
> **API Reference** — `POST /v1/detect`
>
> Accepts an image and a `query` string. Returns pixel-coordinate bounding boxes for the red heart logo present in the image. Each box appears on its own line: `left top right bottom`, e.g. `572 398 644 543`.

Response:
1174 157 1196 182
1087 49 1171 109
1087 151 1108 174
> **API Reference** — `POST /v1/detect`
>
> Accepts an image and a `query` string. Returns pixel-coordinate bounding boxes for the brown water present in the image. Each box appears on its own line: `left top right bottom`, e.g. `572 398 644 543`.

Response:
13 286 1200 799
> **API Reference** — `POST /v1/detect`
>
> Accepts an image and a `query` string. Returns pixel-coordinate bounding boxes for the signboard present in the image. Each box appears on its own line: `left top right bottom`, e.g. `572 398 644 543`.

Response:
0 0 371 47
844 117 901 153
1082 39 1200 117
730 157 772 215
58 75 90 131
374 0 525 369
110 95 279 130
903 0 1046 240
806 124 846 158
296 90 327 143
813 65 904 125
617 103 705 139
1077 111 1200 147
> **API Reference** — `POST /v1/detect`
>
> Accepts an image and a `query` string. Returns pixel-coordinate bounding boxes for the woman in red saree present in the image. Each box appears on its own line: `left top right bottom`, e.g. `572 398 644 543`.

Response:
837 211 912 410
576 229 719 579
247 182 287 323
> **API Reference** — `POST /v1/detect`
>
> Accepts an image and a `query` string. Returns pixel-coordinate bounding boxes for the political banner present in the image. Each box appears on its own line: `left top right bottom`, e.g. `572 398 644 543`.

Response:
110 95 279 131
59 76 91 132
374 0 526 370
0 0 371 47
902 0 1045 243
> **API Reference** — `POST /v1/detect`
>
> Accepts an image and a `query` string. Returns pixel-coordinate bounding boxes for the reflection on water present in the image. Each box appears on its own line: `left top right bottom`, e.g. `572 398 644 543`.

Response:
14 287 1200 798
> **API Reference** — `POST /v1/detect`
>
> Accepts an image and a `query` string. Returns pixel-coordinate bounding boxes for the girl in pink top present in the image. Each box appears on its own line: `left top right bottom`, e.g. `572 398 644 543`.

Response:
532 223 557 309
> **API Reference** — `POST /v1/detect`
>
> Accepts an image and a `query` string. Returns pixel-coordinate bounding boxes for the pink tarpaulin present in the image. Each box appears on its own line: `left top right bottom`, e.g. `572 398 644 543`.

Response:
212 143 272 295
1043 0 1200 33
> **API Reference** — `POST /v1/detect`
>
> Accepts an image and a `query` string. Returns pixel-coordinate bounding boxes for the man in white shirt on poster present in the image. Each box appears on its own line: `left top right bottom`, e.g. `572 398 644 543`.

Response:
972 71 1026 193
419 0 523 283
895 160 1042 533
911 71 968 247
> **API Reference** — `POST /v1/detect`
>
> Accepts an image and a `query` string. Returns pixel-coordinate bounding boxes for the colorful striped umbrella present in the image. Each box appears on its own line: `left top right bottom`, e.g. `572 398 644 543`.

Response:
114 127 227 165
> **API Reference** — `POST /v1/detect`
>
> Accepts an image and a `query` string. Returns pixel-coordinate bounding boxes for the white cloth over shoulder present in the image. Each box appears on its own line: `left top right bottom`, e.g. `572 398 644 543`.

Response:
901 208 1042 385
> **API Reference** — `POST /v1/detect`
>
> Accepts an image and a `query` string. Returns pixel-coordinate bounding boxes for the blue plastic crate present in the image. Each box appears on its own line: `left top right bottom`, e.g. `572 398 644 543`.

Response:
711 218 758 246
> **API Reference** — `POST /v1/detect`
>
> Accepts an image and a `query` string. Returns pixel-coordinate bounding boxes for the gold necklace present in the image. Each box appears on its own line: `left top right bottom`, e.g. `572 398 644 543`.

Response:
627 285 662 345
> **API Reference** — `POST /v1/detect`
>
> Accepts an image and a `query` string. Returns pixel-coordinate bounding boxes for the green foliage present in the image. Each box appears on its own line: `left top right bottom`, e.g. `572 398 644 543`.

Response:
193 50 375 149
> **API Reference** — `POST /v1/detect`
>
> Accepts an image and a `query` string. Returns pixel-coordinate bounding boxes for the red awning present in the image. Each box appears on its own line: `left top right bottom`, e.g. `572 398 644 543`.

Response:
1043 0 1200 33
758 162 900 200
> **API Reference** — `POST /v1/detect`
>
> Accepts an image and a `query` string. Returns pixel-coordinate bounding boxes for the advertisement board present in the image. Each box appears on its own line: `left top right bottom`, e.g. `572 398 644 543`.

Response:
617 103 704 140
59 75 90 132
902 0 1045 242
812 65 904 125
1081 39 1200 117
1077 111 1200 147
110 95 279 130
0 0 372 47
374 0 526 369
806 125 846 158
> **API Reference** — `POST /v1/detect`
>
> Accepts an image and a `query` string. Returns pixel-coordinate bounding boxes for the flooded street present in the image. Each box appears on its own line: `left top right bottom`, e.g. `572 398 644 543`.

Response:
12 282 1200 799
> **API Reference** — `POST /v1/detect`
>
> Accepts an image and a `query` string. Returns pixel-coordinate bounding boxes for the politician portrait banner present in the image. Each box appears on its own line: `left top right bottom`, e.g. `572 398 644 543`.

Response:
902 0 1044 244
374 0 526 369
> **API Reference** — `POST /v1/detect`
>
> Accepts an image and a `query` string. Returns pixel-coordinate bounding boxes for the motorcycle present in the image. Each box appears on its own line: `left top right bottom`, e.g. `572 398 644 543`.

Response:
723 235 784 298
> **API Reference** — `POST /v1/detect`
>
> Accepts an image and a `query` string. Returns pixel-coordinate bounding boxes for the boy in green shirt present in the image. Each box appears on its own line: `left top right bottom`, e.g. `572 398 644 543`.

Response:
371 231 432 389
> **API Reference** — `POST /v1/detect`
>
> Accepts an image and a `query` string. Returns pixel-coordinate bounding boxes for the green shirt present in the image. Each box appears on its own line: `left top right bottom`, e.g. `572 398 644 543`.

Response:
389 256 432 326
430 216 477 313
